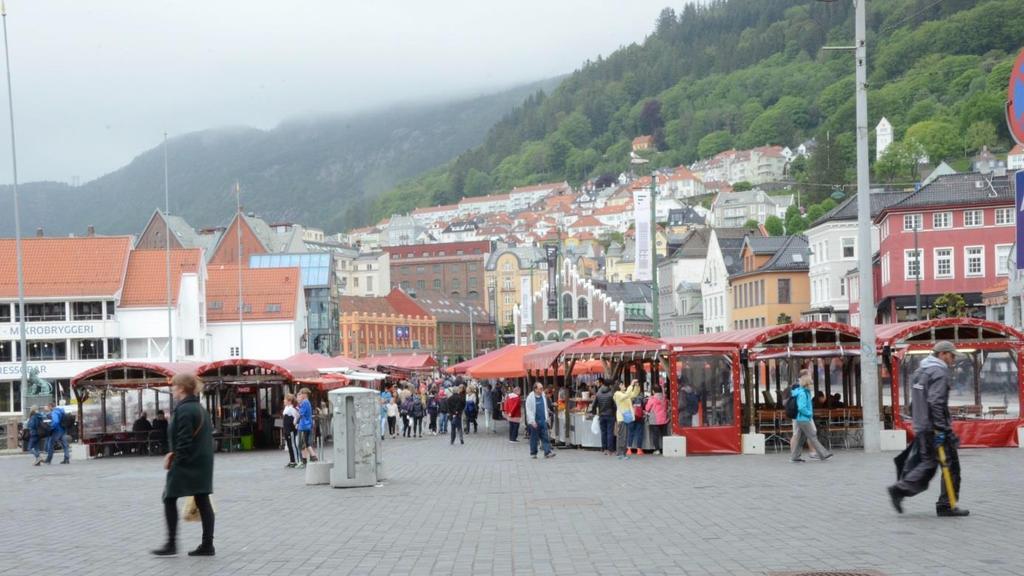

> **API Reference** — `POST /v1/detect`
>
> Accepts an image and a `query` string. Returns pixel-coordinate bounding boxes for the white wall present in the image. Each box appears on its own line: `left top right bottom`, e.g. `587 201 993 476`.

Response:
208 321 300 361
806 220 880 314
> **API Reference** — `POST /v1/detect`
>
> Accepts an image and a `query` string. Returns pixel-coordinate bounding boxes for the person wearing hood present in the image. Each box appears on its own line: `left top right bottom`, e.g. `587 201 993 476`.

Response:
888 341 968 517
590 379 617 455
644 384 669 455
613 380 640 459
789 374 833 463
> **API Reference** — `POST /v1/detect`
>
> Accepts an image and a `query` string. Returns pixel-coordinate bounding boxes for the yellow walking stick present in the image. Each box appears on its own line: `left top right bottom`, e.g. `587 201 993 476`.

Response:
937 444 958 510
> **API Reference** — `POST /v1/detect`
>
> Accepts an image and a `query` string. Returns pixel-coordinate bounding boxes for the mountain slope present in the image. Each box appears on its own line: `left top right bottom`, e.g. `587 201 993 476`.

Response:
0 78 560 236
376 0 1022 217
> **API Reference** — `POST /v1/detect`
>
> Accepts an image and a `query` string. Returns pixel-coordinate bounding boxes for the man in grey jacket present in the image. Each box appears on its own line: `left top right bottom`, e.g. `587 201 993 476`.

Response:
887 341 968 517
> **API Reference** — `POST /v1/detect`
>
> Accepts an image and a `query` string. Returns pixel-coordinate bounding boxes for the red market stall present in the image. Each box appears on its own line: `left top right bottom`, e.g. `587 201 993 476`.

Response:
877 318 1023 448
467 345 539 379
446 347 509 375
665 322 861 454
359 353 438 381
71 361 204 455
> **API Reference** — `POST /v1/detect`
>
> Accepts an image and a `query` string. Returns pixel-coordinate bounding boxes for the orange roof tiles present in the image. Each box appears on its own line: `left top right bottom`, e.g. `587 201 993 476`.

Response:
570 215 602 228
206 265 300 322
120 249 202 307
0 236 132 298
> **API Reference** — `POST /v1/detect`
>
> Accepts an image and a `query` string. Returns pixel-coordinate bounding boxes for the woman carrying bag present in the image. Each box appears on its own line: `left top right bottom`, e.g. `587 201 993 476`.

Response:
152 373 215 557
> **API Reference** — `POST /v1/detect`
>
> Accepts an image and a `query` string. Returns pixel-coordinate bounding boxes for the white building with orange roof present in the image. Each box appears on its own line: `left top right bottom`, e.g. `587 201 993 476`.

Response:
1008 143 1024 171
205 266 306 361
411 203 460 226
657 166 706 199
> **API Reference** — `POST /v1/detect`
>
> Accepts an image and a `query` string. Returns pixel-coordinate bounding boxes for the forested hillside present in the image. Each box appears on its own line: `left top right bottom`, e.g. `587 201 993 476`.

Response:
0 78 560 236
375 0 1022 220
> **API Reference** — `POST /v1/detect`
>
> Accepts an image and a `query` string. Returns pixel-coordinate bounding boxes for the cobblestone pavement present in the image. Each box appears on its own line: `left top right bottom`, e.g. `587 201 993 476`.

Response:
1 424 1022 576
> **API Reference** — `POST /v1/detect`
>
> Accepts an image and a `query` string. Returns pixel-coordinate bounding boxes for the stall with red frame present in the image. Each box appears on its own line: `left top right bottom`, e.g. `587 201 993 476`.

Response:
877 318 1023 448
665 322 862 454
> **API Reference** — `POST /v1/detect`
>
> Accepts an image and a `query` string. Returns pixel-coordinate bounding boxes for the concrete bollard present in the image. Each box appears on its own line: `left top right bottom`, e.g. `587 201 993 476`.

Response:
305 461 333 485
741 433 765 455
880 429 908 452
662 435 686 458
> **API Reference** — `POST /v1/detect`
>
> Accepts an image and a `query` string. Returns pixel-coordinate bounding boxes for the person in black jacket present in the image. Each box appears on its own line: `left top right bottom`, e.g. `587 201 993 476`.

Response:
589 379 617 455
888 341 968 517
447 386 466 446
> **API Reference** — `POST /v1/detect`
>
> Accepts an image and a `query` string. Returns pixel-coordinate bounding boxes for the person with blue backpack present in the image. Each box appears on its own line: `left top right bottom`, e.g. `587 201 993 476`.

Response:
788 375 832 463
45 402 71 465
26 406 44 466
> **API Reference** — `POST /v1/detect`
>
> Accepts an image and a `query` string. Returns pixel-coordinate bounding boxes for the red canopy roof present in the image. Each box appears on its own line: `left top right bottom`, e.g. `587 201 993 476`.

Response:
360 354 438 371
72 361 205 387
196 358 308 380
561 333 666 358
875 318 1024 346
523 340 576 371
665 322 860 352
467 345 538 379
446 347 509 375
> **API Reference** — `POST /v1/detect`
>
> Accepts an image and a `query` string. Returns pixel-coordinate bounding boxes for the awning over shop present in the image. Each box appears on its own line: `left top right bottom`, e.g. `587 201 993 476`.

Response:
446 347 508 375
72 361 205 390
523 340 576 371
197 358 307 382
560 333 666 360
467 345 538 379
875 317 1024 347
360 353 438 371
665 321 860 355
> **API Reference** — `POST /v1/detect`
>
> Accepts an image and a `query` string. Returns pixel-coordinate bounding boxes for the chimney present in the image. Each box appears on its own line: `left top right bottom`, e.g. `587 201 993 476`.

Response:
86 225 95 237
35 227 43 237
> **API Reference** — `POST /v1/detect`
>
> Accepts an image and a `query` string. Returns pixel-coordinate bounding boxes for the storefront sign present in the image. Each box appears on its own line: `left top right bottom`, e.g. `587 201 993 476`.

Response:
0 363 47 377
520 275 532 325
0 322 98 338
395 326 410 340
633 190 651 281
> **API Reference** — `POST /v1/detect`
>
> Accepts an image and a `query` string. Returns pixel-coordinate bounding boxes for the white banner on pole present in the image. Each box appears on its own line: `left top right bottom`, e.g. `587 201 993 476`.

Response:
633 189 651 281
520 275 533 325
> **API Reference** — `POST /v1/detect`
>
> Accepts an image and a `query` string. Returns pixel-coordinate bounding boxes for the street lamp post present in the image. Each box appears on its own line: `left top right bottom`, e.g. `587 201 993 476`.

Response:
650 171 660 338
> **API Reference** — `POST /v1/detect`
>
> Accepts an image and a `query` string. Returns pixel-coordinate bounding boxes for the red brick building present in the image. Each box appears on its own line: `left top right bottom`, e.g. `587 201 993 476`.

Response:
872 172 1014 322
384 240 492 307
338 289 436 358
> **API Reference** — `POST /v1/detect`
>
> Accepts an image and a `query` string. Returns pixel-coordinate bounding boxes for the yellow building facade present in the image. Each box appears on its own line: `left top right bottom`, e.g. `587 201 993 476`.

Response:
728 236 810 330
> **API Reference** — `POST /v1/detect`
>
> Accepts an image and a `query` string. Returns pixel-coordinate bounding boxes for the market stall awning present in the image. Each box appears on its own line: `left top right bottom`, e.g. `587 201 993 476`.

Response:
72 361 205 389
360 354 438 371
446 347 508 375
523 340 577 371
666 321 860 353
467 345 538 379
280 352 372 383
196 358 307 382
560 333 667 360
875 318 1024 347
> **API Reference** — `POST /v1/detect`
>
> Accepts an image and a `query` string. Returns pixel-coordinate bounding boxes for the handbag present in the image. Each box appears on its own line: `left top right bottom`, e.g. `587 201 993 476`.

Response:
183 495 216 522
590 415 601 435
621 408 635 424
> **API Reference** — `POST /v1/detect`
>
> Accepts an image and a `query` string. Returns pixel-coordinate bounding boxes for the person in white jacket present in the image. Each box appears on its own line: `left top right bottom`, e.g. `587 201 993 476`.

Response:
524 382 555 459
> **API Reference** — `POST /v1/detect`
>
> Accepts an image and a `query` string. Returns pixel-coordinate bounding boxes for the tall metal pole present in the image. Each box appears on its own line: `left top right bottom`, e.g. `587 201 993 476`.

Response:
556 217 563 341
853 0 881 452
469 305 475 358
650 171 660 338
913 225 921 320
1 2 27 415
236 181 244 358
164 133 173 362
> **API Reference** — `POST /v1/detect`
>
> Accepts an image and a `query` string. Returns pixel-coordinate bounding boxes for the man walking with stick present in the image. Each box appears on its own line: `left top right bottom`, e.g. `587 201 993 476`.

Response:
888 341 968 517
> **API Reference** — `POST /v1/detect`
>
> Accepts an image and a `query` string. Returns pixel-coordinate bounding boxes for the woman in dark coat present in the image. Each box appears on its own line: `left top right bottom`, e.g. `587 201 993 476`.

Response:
152 373 215 557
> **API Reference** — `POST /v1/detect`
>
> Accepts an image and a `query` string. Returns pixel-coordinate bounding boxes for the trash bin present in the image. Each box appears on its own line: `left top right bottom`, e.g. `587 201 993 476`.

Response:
327 387 381 488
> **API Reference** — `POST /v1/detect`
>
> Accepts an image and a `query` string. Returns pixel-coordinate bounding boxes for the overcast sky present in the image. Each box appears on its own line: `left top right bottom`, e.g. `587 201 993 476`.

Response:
0 0 680 183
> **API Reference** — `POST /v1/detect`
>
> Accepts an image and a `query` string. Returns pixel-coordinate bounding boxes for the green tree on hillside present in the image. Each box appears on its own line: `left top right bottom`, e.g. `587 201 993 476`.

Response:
764 215 785 236
906 121 960 162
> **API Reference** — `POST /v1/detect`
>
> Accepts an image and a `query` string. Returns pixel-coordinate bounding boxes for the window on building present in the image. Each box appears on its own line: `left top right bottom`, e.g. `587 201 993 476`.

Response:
0 341 12 363
562 293 574 319
433 279 441 290
995 207 1013 226
577 297 589 319
433 264 442 273
106 338 121 359
416 280 425 291
995 244 1012 276
840 237 855 259
20 302 66 322
838 277 845 297
0 381 22 414
502 262 513 272
72 301 104 321
0 303 9 323
185 339 195 356
451 278 461 290
468 262 477 272
366 276 374 292
503 294 511 306
881 253 891 285
932 212 951 229
965 246 984 276
76 339 104 360
964 210 983 227
353 277 359 288
469 277 478 290
230 346 240 357
903 214 922 231
935 248 953 278
28 340 67 361
416 265 425 273
265 303 281 313
778 279 791 304
438 251 446 256
400 281 410 290
904 249 924 280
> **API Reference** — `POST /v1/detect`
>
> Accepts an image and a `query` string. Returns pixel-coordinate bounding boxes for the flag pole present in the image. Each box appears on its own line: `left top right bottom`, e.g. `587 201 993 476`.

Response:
164 133 173 362
1 1 28 414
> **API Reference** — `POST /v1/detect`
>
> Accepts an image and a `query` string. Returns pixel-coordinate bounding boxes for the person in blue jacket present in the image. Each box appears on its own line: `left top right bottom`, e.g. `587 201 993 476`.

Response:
45 402 70 465
789 375 832 463
296 388 318 468
26 406 43 466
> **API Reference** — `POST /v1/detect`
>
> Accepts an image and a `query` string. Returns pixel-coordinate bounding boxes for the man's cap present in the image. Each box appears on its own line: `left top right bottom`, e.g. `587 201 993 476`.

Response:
933 341 957 354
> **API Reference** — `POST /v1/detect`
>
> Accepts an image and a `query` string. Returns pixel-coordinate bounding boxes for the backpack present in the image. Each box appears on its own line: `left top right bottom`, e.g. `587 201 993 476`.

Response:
465 398 477 416
61 411 76 431
784 388 799 419
400 398 413 416
37 417 52 437
427 396 439 414
411 399 425 418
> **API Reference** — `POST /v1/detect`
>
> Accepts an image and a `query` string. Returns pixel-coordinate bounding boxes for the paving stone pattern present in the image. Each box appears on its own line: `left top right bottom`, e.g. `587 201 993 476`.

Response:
1 425 1021 576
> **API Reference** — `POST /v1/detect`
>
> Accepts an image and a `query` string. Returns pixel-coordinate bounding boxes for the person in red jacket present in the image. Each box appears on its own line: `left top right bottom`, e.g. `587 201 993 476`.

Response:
503 385 522 442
